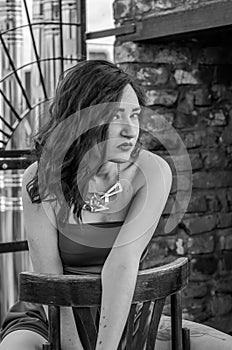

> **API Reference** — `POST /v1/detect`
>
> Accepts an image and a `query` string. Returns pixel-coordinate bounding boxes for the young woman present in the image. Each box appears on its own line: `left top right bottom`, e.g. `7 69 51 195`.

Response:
0 60 231 350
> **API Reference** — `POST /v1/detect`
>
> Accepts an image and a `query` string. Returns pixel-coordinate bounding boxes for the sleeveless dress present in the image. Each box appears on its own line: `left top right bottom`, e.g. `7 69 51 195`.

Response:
0 220 149 349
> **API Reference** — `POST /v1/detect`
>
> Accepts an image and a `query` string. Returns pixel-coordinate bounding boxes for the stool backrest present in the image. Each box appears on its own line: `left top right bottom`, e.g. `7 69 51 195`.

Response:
19 257 189 350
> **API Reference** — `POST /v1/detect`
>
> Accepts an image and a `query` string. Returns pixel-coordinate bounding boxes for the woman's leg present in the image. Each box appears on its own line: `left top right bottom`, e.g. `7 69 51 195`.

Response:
0 330 47 350
155 315 232 350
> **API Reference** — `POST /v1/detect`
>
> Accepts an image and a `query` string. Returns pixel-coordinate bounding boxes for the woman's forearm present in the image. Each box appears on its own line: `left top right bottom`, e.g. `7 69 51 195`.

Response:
95 261 139 350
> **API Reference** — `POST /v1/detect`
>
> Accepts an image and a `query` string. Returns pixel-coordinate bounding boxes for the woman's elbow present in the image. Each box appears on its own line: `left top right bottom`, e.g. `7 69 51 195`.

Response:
101 254 139 280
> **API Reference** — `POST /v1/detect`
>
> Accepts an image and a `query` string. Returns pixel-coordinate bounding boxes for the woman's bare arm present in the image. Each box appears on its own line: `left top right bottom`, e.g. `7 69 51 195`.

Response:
95 152 172 350
22 162 84 350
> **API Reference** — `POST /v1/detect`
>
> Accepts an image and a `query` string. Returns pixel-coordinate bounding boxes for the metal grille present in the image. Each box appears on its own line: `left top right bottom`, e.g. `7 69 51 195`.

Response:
0 0 86 323
0 0 86 156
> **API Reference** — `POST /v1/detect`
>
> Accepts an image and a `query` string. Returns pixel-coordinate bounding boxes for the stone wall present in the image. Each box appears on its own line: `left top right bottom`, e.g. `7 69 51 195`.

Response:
113 0 232 334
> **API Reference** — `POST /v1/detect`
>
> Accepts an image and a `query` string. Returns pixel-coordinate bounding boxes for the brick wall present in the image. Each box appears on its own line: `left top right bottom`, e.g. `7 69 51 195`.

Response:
113 0 232 333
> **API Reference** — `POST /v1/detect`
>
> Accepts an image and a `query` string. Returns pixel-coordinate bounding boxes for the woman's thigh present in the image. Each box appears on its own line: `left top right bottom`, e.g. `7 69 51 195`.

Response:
0 329 47 350
155 315 232 350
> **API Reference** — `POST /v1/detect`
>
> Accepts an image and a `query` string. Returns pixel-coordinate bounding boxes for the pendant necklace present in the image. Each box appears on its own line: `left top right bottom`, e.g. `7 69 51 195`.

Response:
82 163 123 212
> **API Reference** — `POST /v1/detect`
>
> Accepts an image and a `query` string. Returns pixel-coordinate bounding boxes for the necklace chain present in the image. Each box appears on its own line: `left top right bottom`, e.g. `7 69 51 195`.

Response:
83 163 122 212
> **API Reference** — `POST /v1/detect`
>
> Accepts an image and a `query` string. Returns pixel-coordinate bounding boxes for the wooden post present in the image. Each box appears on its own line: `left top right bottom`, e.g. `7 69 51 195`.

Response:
48 305 61 350
171 291 183 350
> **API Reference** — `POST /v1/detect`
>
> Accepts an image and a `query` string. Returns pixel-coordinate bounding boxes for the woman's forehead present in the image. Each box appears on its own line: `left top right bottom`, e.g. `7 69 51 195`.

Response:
119 84 140 109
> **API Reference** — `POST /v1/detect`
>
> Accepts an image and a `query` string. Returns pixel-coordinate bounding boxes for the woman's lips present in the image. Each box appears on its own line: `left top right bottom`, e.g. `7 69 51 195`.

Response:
117 143 133 151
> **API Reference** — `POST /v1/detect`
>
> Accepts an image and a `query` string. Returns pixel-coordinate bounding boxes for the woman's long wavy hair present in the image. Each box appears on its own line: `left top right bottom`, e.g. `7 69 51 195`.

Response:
27 60 147 223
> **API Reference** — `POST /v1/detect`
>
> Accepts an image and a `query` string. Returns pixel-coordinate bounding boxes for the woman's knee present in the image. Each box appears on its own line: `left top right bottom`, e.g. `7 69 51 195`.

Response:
0 329 47 350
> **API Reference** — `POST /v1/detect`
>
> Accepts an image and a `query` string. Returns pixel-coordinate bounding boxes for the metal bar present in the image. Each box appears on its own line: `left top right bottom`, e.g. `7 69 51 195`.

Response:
0 129 11 138
0 89 21 121
1 57 80 85
86 23 136 40
58 0 64 73
80 0 87 59
0 33 31 109
0 241 28 254
0 158 33 170
22 0 48 100
0 150 31 157
0 116 14 132
0 22 81 36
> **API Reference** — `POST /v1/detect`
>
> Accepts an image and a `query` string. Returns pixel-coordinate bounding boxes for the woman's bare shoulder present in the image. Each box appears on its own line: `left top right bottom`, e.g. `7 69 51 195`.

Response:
136 149 172 185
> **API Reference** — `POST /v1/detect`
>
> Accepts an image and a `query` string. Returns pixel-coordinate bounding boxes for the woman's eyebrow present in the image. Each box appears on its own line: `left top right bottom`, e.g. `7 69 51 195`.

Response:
115 107 141 112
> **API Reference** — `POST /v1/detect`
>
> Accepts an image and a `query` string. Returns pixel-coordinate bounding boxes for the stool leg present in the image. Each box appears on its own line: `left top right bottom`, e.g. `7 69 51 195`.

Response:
171 292 183 350
182 327 190 350
48 305 61 350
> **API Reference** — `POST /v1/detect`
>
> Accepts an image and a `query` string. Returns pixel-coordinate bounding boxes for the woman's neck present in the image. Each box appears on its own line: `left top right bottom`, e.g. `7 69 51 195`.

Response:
95 162 117 181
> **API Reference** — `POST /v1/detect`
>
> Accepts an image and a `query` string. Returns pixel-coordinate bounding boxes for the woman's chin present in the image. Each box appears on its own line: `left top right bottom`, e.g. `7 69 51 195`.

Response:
108 155 131 163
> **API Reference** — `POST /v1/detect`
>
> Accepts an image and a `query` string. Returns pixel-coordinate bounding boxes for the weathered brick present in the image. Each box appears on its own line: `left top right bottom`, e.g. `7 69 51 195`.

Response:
187 233 214 254
227 189 232 211
193 171 232 189
205 193 221 212
174 69 200 85
201 128 221 147
182 214 217 234
182 282 208 299
146 88 178 106
215 228 232 250
177 90 195 114
135 0 185 14
210 84 228 102
190 255 218 276
201 149 227 169
218 230 232 251
198 65 216 84
174 112 198 128
194 87 212 106
187 191 207 213
215 277 232 293
181 130 203 148
136 66 172 86
134 0 152 13
115 42 192 64
209 295 232 316
183 298 210 322
221 124 232 145
218 252 232 274
207 109 227 127
216 189 230 212
217 213 232 229
113 0 133 19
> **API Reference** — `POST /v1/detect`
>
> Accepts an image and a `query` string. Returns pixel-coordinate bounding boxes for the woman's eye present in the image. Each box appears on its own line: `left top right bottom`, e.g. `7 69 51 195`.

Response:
131 113 140 119
112 114 120 121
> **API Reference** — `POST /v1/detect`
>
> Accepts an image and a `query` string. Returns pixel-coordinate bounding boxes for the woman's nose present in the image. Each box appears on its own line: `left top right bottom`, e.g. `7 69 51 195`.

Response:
120 123 138 139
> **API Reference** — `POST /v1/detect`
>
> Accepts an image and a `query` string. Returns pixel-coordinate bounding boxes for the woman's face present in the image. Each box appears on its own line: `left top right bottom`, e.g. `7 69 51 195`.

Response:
105 84 141 163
